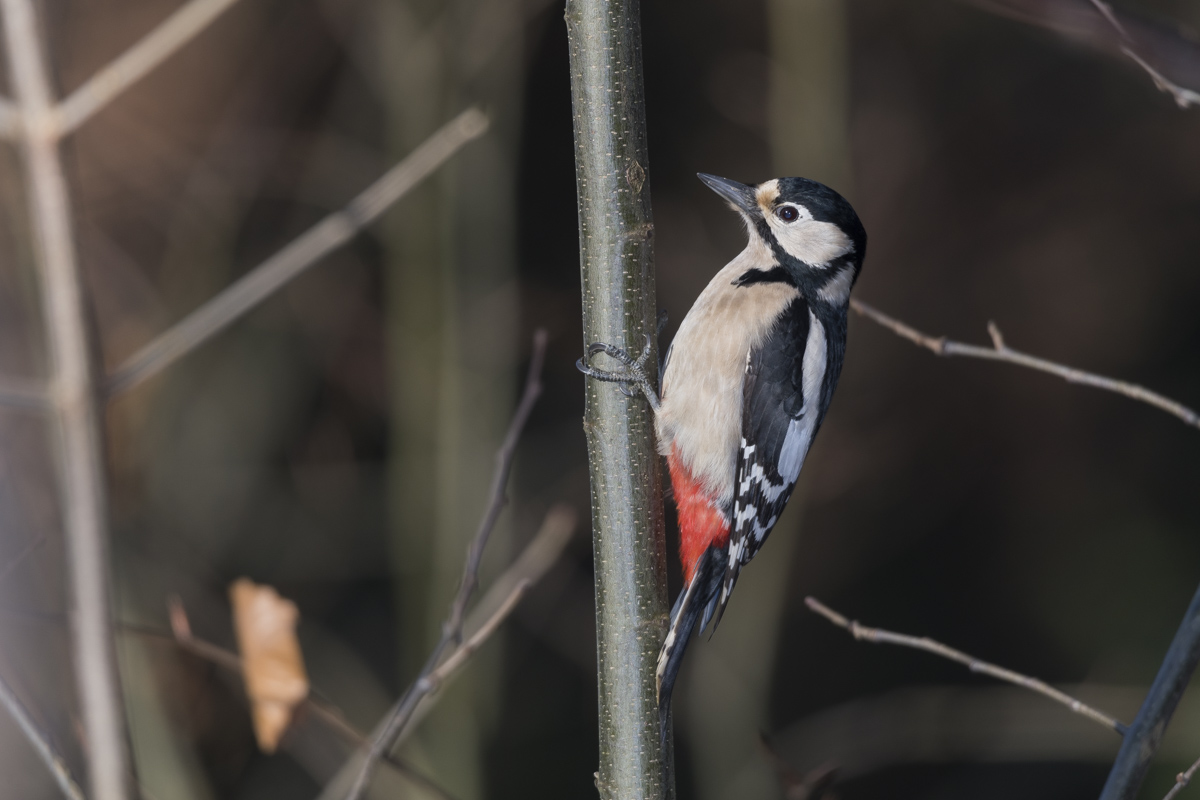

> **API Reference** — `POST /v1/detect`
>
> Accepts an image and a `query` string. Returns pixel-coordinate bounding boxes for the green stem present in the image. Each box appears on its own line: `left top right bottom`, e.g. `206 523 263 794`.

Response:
566 0 671 797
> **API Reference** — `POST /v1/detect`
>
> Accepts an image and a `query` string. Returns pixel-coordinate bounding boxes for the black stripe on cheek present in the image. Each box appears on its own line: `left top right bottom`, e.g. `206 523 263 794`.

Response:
732 266 795 287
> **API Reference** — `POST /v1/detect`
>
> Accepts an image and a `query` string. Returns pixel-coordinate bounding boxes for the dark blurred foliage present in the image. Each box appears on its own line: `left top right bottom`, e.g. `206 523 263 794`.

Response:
0 0 1198 798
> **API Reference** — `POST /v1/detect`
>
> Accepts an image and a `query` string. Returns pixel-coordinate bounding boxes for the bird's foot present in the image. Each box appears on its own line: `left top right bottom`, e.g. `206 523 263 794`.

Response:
577 333 661 412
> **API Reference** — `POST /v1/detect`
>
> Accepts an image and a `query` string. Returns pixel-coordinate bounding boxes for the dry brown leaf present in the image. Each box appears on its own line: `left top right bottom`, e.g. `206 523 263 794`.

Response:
229 578 309 752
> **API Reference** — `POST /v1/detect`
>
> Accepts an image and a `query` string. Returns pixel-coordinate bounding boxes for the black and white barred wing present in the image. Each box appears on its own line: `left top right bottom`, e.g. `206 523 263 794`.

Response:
711 298 830 627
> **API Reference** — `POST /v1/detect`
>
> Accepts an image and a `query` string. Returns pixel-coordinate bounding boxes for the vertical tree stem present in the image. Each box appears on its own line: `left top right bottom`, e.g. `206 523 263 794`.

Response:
1098 581 1200 800
0 1 130 797
565 0 671 797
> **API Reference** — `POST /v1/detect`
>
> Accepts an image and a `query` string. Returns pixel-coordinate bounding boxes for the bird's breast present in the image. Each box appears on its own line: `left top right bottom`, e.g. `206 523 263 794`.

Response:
655 245 801 510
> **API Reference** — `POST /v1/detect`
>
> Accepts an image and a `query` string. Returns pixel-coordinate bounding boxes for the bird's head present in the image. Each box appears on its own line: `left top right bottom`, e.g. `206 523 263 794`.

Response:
698 173 866 307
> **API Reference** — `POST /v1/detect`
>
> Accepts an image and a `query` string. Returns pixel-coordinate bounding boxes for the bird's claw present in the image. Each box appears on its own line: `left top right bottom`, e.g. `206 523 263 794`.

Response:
577 334 661 412
587 335 653 371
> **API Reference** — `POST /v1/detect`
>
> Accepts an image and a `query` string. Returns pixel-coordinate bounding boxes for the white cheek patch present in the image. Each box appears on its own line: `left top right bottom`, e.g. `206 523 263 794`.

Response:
769 218 854 268
817 266 855 305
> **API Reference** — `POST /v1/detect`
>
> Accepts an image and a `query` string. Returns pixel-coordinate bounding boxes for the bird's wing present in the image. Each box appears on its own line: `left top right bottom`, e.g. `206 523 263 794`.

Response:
706 296 826 632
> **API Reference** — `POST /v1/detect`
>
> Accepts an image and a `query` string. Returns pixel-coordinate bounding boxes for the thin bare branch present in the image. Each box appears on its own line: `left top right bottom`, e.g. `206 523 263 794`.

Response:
850 299 1200 431
106 107 489 397
0 532 46 584
464 504 577 636
1121 48 1200 109
1 0 131 795
966 0 1200 110
294 701 459 800
340 328 548 800
167 594 241 671
54 0 243 136
150 508 565 797
156 503 574 798
380 503 578 748
1164 755 1200 800
426 580 531 690
0 95 17 138
758 733 838 800
1086 0 1128 41
1099 582 1200 799
1079 0 1200 108
162 599 458 800
806 597 1128 735
0 668 85 800
0 376 50 411
1083 0 1200 107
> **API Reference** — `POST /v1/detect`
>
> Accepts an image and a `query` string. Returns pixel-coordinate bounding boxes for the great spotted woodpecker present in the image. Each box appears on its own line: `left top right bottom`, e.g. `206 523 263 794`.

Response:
578 173 867 732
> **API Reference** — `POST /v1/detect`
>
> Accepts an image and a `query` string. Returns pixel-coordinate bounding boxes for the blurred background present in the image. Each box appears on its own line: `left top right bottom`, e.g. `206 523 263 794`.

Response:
0 0 1199 797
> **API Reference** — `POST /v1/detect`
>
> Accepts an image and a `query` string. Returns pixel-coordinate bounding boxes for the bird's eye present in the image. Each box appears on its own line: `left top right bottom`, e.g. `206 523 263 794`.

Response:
776 206 799 222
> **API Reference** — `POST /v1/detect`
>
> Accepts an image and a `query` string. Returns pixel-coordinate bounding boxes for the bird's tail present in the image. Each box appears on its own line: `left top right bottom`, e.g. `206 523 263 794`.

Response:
656 545 724 748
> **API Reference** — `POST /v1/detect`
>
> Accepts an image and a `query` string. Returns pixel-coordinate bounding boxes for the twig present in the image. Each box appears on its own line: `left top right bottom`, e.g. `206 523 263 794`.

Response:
158 502 573 790
758 733 838 800
772 682 1156 777
850 299 1200 431
0 375 50 411
383 503 577 747
0 0 131 797
805 597 1128 735
1081 0 1200 108
426 580 531 690
106 107 489 397
175 578 532 725
54 0 244 136
167 594 241 671
1121 48 1200 109
1086 0 1128 41
0 95 18 138
1099 581 1200 799
0 532 46 584
966 0 1200 110
162 599 458 800
339 328 548 800
0 668 85 800
1164 756 1200 800
462 504 577 637
296 701 460 800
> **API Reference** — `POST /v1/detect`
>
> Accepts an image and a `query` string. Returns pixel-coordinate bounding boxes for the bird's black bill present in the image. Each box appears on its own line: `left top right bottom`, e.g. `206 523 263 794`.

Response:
698 173 756 213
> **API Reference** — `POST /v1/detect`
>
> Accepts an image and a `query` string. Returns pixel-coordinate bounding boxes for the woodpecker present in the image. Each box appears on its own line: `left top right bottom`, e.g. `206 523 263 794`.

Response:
578 173 867 735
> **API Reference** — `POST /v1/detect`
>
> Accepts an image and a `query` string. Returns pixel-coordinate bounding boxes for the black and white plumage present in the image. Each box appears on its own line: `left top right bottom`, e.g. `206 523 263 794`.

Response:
577 173 867 739
716 286 850 625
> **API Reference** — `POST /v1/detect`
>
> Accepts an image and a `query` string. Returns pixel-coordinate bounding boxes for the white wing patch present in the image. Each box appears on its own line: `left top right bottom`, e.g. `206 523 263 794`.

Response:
800 314 827 418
